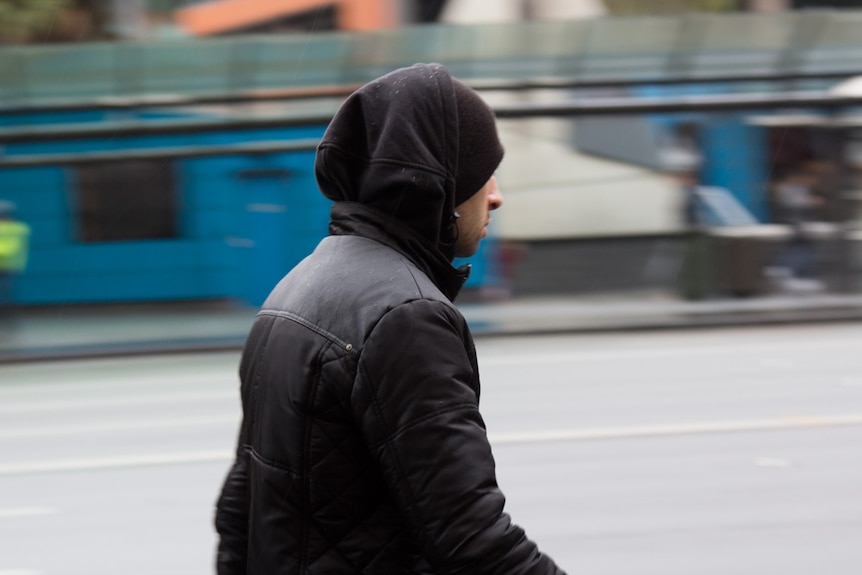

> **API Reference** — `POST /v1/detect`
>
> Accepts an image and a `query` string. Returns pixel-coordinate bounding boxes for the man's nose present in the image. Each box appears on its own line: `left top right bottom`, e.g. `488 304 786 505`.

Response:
488 177 504 211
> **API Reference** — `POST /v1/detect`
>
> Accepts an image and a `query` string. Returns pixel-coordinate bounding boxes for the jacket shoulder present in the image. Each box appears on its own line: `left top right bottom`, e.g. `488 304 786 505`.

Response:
261 235 456 347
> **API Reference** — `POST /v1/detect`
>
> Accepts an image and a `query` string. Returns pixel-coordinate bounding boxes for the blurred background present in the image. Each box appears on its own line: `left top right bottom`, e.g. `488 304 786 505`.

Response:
2 0 862 322
2 2 862 575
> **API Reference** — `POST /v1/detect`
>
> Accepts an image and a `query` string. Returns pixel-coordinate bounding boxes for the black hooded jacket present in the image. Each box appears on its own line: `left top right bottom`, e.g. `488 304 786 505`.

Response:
215 64 565 575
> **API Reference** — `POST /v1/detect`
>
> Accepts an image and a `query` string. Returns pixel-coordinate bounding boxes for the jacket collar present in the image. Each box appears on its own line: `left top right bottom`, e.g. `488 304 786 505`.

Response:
328 202 470 302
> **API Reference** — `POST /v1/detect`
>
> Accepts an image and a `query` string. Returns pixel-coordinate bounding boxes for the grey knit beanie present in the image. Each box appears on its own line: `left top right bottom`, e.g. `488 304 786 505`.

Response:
452 79 504 206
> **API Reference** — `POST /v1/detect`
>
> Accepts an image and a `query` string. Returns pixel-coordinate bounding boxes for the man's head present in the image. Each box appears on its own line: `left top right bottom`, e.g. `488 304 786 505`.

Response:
451 78 505 209
314 63 504 260
449 78 505 258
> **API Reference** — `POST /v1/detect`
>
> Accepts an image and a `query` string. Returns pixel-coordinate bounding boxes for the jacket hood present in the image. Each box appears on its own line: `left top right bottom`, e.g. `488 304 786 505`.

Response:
314 63 460 259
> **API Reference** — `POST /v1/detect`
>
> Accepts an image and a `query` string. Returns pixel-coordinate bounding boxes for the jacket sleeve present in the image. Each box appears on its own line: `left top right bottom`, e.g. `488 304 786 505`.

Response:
353 299 566 575
215 317 274 574
214 428 250 575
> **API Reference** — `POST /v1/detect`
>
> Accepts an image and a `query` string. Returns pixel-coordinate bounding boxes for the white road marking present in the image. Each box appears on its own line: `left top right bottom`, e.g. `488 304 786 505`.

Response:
0 390 236 414
0 450 233 476
479 337 862 367
755 457 792 468
0 370 236 392
0 507 57 518
0 415 238 439
2 414 862 476
488 414 862 444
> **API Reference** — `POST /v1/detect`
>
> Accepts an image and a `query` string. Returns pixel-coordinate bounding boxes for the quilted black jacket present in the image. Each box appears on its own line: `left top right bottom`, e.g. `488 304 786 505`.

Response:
215 63 566 575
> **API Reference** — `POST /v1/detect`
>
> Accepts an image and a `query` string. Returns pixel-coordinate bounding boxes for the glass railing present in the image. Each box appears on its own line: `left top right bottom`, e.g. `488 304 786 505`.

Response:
3 11 862 108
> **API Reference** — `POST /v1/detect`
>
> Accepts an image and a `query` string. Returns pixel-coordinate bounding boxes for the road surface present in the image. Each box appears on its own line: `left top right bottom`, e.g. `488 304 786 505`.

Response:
1 322 861 574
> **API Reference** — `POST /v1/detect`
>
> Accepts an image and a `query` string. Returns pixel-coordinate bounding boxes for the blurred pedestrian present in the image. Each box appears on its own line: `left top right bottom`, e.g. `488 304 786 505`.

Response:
0 201 30 320
215 64 567 575
661 141 709 300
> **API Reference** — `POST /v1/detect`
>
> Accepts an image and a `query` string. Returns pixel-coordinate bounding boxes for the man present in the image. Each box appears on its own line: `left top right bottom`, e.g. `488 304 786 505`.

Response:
215 63 566 575
660 138 708 300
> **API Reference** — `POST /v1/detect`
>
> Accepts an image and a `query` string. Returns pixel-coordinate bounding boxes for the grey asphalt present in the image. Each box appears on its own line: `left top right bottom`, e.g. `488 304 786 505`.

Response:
2 325 861 574
2 288 862 363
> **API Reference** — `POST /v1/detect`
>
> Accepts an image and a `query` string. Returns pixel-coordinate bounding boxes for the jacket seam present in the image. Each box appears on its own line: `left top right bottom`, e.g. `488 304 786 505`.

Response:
355 359 429 546
247 317 276 451
368 403 477 451
299 340 333 572
401 266 427 300
258 309 357 354
249 447 299 478
363 297 456 351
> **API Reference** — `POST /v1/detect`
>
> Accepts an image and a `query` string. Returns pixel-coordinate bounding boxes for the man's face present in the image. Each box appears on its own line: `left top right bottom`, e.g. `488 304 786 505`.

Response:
453 176 503 258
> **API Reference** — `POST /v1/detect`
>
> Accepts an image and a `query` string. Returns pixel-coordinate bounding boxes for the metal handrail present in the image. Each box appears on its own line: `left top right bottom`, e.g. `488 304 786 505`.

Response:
2 89 862 152
0 139 320 168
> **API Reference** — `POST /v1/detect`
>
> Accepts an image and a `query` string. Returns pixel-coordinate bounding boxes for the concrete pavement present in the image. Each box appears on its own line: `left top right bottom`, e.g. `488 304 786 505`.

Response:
2 288 862 363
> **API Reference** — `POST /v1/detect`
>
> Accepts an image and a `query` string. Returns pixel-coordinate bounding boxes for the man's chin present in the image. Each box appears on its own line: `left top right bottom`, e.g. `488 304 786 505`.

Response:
454 243 480 259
